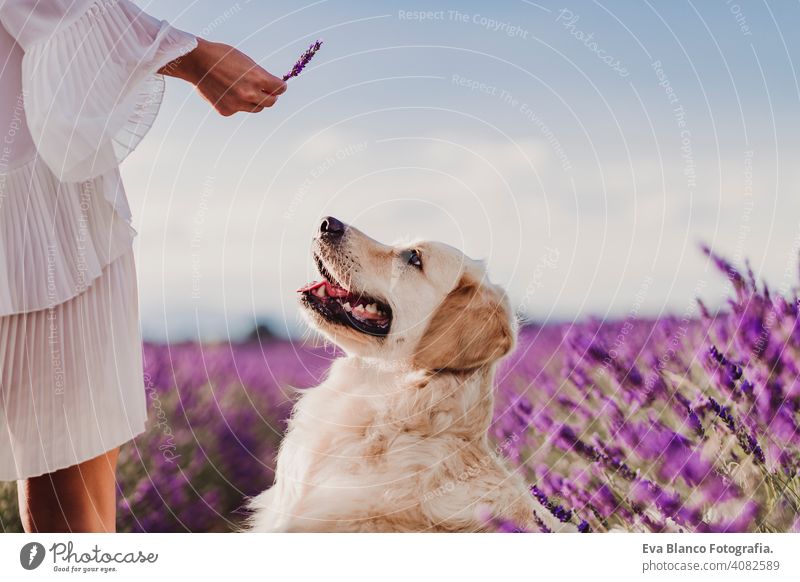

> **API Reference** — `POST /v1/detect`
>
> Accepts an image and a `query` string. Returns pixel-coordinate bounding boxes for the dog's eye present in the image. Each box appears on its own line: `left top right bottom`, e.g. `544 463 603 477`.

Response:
407 249 423 269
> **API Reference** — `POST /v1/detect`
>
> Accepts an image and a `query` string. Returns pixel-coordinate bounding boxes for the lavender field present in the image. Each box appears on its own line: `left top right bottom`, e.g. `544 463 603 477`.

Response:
1 249 799 532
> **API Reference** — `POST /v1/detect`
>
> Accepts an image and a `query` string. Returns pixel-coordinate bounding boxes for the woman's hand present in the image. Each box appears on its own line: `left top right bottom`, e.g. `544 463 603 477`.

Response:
160 38 287 116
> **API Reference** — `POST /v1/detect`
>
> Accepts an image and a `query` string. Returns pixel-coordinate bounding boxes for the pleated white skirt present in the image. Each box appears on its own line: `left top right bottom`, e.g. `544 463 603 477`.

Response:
0 250 146 480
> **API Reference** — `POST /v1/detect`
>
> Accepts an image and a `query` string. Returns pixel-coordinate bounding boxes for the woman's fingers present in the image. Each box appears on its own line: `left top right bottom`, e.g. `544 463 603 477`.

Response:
257 69 287 96
254 92 278 109
226 91 276 115
269 80 288 96
239 68 284 113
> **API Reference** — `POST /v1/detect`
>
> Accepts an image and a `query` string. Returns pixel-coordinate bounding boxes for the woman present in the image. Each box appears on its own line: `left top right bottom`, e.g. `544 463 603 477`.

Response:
0 0 286 532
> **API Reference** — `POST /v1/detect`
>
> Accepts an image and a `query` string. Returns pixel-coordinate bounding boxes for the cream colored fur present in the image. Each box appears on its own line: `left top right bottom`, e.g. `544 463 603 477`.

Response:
247 222 573 532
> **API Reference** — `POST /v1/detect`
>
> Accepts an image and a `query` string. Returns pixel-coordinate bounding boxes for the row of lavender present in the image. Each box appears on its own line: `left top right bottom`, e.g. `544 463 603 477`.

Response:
0 250 797 532
491 249 800 532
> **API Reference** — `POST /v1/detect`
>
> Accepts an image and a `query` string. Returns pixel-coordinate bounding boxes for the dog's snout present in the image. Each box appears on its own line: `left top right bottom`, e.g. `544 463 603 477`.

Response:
320 216 345 238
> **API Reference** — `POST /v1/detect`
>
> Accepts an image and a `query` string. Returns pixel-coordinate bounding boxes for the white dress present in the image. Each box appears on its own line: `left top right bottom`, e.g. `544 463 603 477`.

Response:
0 0 196 480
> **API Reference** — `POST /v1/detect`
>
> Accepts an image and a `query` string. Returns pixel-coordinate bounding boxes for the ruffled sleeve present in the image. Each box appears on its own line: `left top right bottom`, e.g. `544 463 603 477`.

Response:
0 0 197 196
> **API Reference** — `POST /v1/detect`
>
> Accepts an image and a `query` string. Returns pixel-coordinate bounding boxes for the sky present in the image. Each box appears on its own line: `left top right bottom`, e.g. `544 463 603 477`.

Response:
124 0 800 341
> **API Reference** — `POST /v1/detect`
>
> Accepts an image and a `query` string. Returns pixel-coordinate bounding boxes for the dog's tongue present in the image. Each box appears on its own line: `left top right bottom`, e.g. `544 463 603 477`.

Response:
297 280 349 298
297 280 324 293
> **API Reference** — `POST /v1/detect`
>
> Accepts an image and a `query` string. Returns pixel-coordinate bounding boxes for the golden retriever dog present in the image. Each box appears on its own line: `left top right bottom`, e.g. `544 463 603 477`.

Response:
247 217 572 532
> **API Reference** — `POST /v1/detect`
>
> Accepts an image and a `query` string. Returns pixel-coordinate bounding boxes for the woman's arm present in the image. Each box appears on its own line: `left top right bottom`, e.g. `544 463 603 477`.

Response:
0 0 285 180
160 38 287 116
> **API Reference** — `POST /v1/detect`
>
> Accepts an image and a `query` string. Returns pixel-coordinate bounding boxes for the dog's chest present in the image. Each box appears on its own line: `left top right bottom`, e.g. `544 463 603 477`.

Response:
288 387 385 465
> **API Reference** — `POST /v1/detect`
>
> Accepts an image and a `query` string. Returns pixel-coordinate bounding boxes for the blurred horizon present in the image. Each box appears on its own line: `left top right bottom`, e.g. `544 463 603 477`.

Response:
125 0 800 341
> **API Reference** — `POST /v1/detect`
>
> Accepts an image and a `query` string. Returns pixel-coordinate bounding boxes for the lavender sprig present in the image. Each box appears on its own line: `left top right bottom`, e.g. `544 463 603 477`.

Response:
282 40 323 81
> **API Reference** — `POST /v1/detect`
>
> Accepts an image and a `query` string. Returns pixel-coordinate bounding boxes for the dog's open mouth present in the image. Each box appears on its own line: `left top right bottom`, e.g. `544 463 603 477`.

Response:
298 254 392 336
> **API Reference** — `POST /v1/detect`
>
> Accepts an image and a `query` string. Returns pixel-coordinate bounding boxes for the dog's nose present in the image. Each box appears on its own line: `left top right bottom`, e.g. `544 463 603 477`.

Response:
319 216 345 237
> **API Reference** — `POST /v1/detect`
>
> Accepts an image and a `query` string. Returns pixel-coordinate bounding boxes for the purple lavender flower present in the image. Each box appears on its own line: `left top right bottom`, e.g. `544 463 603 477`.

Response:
531 511 553 533
282 40 323 81
675 392 705 437
701 244 745 290
707 397 737 433
531 485 574 523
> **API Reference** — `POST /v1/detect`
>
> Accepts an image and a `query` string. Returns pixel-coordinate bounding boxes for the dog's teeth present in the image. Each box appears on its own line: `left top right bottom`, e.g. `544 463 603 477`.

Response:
342 302 352 312
365 303 378 314
315 285 326 298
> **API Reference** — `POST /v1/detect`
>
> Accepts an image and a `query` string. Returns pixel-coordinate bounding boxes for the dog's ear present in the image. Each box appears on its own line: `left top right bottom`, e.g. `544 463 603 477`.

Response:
414 275 515 372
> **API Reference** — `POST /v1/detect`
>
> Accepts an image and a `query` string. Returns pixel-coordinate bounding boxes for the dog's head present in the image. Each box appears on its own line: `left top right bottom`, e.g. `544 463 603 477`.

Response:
298 217 515 372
